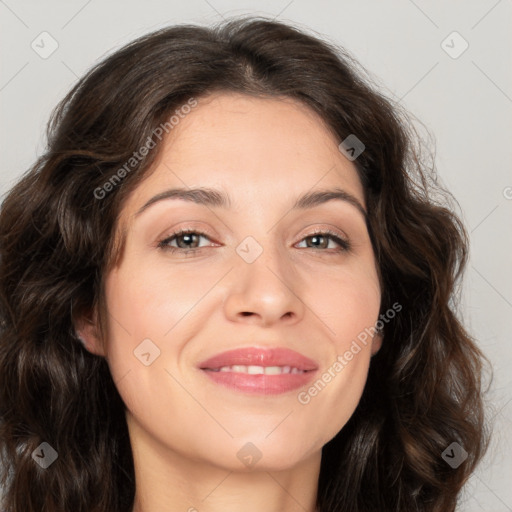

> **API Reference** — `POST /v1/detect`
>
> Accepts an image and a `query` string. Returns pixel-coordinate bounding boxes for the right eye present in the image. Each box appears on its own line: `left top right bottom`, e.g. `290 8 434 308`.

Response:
157 229 216 254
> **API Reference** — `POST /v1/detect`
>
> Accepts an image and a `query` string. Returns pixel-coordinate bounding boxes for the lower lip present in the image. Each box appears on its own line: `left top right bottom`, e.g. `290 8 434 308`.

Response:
200 369 317 395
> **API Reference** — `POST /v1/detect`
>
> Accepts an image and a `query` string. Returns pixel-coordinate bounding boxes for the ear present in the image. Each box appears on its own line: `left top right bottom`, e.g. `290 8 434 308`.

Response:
74 306 106 357
371 331 383 356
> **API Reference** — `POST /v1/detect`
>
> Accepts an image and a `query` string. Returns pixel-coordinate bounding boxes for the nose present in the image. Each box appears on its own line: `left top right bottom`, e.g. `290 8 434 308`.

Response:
223 242 305 327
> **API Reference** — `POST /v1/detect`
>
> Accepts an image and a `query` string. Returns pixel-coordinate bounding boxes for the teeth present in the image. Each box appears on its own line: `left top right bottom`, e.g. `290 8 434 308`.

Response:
213 365 306 374
265 366 283 375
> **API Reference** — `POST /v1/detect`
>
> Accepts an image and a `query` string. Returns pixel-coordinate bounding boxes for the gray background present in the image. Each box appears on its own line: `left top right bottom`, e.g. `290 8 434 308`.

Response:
1 1 511 510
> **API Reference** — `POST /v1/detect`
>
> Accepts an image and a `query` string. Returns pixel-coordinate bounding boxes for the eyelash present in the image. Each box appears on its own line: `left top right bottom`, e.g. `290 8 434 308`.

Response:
157 228 351 255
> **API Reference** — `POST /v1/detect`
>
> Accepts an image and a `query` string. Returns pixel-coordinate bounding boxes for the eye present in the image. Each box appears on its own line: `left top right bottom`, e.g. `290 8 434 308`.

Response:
157 229 215 254
295 229 351 253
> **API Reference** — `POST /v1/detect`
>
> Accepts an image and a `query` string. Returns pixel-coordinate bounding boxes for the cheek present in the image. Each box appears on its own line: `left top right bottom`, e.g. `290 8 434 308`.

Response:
307 255 381 344
102 261 212 350
294 257 380 437
100 267 192 445
99 261 224 409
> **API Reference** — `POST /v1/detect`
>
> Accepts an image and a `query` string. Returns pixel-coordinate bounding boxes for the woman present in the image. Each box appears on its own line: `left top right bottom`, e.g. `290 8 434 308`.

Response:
0 15 489 512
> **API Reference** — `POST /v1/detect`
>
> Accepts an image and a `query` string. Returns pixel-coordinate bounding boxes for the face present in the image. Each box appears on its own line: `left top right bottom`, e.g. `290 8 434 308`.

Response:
79 91 382 472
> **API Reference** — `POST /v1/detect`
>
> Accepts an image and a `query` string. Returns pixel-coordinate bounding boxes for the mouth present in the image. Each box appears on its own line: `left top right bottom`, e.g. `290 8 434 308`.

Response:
198 347 318 395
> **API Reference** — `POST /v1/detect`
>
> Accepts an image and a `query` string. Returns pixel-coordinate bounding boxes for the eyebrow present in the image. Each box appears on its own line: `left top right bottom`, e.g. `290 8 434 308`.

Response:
134 186 367 219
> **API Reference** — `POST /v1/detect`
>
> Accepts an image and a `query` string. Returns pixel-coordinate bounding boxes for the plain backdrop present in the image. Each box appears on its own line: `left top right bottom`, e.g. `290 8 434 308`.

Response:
1 1 511 510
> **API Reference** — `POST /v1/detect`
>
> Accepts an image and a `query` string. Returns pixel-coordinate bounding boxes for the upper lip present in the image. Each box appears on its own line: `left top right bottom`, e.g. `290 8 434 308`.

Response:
198 347 318 371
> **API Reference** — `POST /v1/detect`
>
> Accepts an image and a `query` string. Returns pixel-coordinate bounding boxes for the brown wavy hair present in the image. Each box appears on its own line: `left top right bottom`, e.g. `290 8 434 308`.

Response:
0 15 490 512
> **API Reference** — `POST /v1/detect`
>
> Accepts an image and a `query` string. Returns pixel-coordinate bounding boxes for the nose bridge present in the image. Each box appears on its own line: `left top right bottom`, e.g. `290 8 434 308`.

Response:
223 231 304 324
238 230 292 293
239 232 288 285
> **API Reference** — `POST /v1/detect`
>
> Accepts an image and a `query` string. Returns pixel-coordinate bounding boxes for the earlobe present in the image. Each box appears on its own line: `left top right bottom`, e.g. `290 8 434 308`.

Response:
371 332 383 356
74 308 106 357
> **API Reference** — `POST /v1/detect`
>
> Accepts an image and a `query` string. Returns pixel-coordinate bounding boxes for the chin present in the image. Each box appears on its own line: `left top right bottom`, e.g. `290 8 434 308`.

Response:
201 436 321 473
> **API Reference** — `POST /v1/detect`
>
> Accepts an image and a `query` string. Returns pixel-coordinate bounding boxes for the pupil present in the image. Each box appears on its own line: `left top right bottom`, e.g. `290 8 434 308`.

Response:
179 233 197 248
311 235 326 248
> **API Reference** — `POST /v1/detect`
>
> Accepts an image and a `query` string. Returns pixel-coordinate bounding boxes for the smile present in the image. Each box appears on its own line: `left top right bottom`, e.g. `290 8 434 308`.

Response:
198 347 318 395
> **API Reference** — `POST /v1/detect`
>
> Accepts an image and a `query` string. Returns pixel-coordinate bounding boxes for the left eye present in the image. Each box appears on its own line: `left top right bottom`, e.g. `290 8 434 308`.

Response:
296 231 350 251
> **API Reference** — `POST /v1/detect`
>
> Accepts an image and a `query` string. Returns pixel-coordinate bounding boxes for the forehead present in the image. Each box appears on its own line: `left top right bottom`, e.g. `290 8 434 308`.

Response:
122 91 365 217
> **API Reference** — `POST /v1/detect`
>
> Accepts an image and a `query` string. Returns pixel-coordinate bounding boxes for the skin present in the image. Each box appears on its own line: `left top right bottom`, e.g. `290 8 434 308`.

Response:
77 91 382 512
